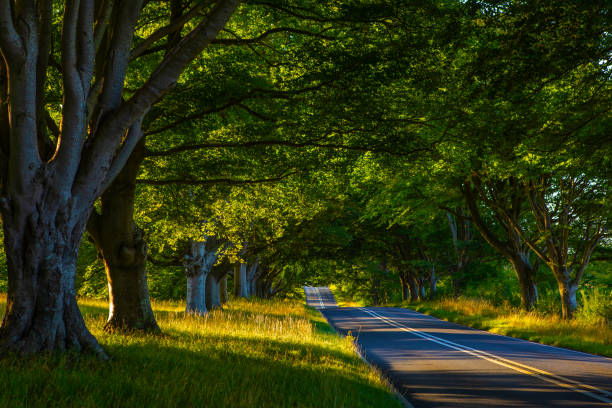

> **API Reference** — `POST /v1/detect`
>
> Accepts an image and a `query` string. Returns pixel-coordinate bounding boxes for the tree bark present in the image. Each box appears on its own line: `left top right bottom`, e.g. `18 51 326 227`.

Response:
206 259 231 310
0 201 106 357
557 277 578 320
184 238 220 315
220 275 229 304
511 255 538 310
417 278 426 300
399 271 409 301
246 259 259 298
428 268 438 297
407 274 419 302
186 272 207 315
205 273 222 311
88 139 158 332
0 0 240 356
234 263 249 299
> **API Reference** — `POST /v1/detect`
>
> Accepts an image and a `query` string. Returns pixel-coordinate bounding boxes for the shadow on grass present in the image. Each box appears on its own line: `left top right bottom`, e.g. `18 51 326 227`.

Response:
0 333 401 408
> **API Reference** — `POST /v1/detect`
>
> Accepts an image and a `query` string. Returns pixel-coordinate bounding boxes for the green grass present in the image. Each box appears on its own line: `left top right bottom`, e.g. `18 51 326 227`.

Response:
390 297 612 358
0 294 401 408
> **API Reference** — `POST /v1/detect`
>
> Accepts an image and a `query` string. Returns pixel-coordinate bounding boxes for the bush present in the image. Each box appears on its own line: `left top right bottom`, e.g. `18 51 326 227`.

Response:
577 287 612 323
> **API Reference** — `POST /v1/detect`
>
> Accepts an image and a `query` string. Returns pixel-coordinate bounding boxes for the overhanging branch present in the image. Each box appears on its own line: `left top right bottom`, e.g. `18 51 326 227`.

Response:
136 171 298 186
212 27 335 45
145 138 434 158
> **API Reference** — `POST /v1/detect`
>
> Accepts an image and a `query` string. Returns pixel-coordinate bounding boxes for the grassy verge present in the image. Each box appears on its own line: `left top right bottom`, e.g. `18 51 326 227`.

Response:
328 284 364 308
389 297 611 357
0 293 401 408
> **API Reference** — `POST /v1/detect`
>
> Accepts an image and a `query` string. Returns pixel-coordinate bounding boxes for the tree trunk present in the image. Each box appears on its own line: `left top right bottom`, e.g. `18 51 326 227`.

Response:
245 260 259 298
220 275 229 304
428 267 438 298
205 273 222 311
183 239 219 315
399 272 409 301
511 256 538 311
186 273 207 315
429 276 437 297
234 263 249 298
370 276 381 305
407 275 419 302
556 274 578 319
0 203 106 357
462 180 539 311
88 139 159 332
418 279 426 300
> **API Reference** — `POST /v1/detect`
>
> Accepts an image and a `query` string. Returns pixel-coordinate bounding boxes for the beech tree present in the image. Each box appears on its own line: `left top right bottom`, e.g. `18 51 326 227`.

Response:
0 0 239 356
184 237 223 315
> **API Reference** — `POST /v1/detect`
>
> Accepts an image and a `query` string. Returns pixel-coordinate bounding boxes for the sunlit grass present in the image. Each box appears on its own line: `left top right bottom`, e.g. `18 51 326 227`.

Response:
0 294 401 408
396 297 612 357
328 284 365 308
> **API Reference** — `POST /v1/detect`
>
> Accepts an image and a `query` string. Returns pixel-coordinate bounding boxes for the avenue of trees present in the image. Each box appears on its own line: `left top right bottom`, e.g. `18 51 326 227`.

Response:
0 0 610 358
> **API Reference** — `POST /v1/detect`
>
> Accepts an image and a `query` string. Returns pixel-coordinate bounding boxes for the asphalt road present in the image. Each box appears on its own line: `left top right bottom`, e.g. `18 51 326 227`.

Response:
303 286 612 408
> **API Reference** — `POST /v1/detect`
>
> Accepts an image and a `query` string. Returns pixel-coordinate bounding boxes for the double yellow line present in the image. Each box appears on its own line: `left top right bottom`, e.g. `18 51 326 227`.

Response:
361 307 612 405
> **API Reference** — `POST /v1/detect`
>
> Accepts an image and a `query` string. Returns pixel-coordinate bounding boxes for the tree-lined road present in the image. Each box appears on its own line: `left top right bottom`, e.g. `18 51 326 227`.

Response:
305 287 612 408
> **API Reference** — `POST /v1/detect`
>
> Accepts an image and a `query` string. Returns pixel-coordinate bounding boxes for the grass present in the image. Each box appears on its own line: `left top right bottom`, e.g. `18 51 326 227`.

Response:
327 284 364 308
0 293 401 408
391 297 612 358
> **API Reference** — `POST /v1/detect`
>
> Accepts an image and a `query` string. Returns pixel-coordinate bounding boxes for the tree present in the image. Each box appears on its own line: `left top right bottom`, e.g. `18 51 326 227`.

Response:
0 0 239 356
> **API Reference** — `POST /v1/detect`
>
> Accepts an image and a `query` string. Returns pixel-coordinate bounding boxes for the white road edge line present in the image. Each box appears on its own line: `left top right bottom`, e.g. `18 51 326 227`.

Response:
377 309 612 398
361 307 612 405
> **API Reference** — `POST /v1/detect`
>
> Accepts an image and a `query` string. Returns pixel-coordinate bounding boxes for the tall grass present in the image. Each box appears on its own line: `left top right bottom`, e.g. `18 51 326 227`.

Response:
0 295 401 408
401 297 612 357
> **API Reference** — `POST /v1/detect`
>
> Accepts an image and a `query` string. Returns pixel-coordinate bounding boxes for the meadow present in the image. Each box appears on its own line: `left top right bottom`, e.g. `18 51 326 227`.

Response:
0 294 401 408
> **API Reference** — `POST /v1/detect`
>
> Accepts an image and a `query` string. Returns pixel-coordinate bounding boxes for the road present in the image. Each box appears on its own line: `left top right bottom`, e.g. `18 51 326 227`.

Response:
303 286 612 408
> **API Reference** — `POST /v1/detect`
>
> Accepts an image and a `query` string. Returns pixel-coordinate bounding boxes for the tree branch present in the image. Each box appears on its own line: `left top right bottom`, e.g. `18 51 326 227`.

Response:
145 138 433 157
136 171 298 186
129 2 205 61
0 0 24 65
212 27 335 45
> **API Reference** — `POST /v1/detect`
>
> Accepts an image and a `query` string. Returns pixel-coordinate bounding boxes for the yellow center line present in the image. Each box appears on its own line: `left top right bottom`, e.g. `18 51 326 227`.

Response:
361 307 612 405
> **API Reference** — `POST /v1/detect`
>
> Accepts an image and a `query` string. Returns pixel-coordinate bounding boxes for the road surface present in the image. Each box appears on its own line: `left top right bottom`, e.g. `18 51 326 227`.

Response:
303 286 612 408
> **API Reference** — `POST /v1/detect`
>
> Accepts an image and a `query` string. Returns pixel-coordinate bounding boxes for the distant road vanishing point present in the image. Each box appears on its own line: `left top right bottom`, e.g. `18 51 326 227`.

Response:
303 286 612 408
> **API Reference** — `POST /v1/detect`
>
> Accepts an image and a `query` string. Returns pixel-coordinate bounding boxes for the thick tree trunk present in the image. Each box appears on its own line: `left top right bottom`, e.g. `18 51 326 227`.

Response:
186 273 207 315
205 273 222 311
556 273 578 319
418 279 426 300
407 275 419 302
245 260 259 298
184 239 219 315
220 275 229 304
206 259 230 310
0 204 106 357
234 263 249 298
510 256 538 311
88 139 159 332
